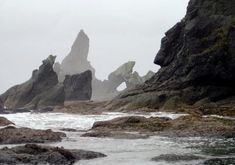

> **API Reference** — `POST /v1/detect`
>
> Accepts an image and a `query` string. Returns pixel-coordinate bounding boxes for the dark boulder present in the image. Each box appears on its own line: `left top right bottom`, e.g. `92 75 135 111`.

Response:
0 144 106 165
203 158 235 165
151 154 203 162
64 70 92 101
0 126 66 144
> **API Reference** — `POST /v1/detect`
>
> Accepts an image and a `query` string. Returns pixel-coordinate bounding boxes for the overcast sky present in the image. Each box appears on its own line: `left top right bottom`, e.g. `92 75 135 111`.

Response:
0 0 189 93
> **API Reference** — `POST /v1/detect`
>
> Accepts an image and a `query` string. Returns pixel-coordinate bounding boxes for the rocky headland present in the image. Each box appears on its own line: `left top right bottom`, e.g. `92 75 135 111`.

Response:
105 0 235 112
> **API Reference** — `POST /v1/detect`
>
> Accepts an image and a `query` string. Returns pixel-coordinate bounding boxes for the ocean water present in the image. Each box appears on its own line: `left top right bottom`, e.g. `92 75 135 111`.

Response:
0 112 225 165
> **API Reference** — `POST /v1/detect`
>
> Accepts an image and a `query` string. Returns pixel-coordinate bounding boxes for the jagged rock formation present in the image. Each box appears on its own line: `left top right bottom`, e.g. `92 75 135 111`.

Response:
0 55 60 109
92 61 154 100
54 30 95 83
64 71 92 101
54 30 154 100
106 0 235 110
0 55 92 110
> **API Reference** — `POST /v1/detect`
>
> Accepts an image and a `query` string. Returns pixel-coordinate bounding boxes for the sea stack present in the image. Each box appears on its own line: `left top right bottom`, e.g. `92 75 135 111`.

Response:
55 30 95 82
0 55 92 110
54 30 154 100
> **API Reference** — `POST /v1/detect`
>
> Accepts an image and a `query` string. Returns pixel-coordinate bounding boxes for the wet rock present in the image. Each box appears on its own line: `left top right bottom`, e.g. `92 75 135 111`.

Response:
60 128 78 132
0 117 14 127
0 126 66 144
36 106 54 113
0 144 106 165
82 131 150 139
201 140 235 156
92 116 171 131
54 100 107 115
203 158 235 165
84 115 235 138
82 116 171 138
64 70 92 101
151 154 203 162
166 115 235 137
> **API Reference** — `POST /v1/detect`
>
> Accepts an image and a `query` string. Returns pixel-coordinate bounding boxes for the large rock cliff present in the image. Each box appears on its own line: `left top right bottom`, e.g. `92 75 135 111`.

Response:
107 0 235 110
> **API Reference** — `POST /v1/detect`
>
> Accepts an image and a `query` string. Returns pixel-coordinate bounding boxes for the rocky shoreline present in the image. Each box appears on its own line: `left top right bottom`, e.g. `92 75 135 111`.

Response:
0 116 106 164
82 115 235 139
0 0 235 164
0 144 106 165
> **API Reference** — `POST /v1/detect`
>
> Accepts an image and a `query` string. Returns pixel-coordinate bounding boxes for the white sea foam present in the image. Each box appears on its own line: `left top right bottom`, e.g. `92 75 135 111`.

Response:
0 112 187 131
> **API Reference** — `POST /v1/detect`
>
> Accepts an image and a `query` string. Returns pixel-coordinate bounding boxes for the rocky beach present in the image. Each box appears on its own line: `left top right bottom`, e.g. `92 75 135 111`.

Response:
0 0 235 164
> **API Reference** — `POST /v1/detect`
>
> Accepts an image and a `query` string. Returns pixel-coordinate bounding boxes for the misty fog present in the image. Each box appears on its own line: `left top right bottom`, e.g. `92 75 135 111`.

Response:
0 0 189 93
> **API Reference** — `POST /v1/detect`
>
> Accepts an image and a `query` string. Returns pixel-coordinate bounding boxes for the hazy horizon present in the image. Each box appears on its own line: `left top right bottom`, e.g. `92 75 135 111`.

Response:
0 0 189 93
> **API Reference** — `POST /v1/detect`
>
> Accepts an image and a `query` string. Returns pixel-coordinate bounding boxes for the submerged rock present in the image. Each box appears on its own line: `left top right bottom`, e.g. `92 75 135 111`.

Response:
0 117 14 127
151 154 203 162
0 126 66 144
0 144 106 165
203 158 235 165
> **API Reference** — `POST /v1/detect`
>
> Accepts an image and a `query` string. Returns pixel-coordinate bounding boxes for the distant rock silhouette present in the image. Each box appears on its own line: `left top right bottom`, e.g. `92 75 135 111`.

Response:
0 55 92 110
55 30 95 82
54 30 154 100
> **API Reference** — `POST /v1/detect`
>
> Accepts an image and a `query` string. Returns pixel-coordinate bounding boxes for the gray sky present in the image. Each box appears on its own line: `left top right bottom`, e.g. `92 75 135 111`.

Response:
0 0 189 93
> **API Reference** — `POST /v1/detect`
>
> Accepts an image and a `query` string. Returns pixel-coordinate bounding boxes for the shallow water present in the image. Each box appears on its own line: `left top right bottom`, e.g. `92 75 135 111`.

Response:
0 112 231 165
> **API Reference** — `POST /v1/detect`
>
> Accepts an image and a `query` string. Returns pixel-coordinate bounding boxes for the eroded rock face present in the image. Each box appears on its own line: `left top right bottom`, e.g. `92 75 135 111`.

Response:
92 61 154 100
108 0 235 110
0 144 106 165
151 0 235 103
64 70 92 101
0 55 59 109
